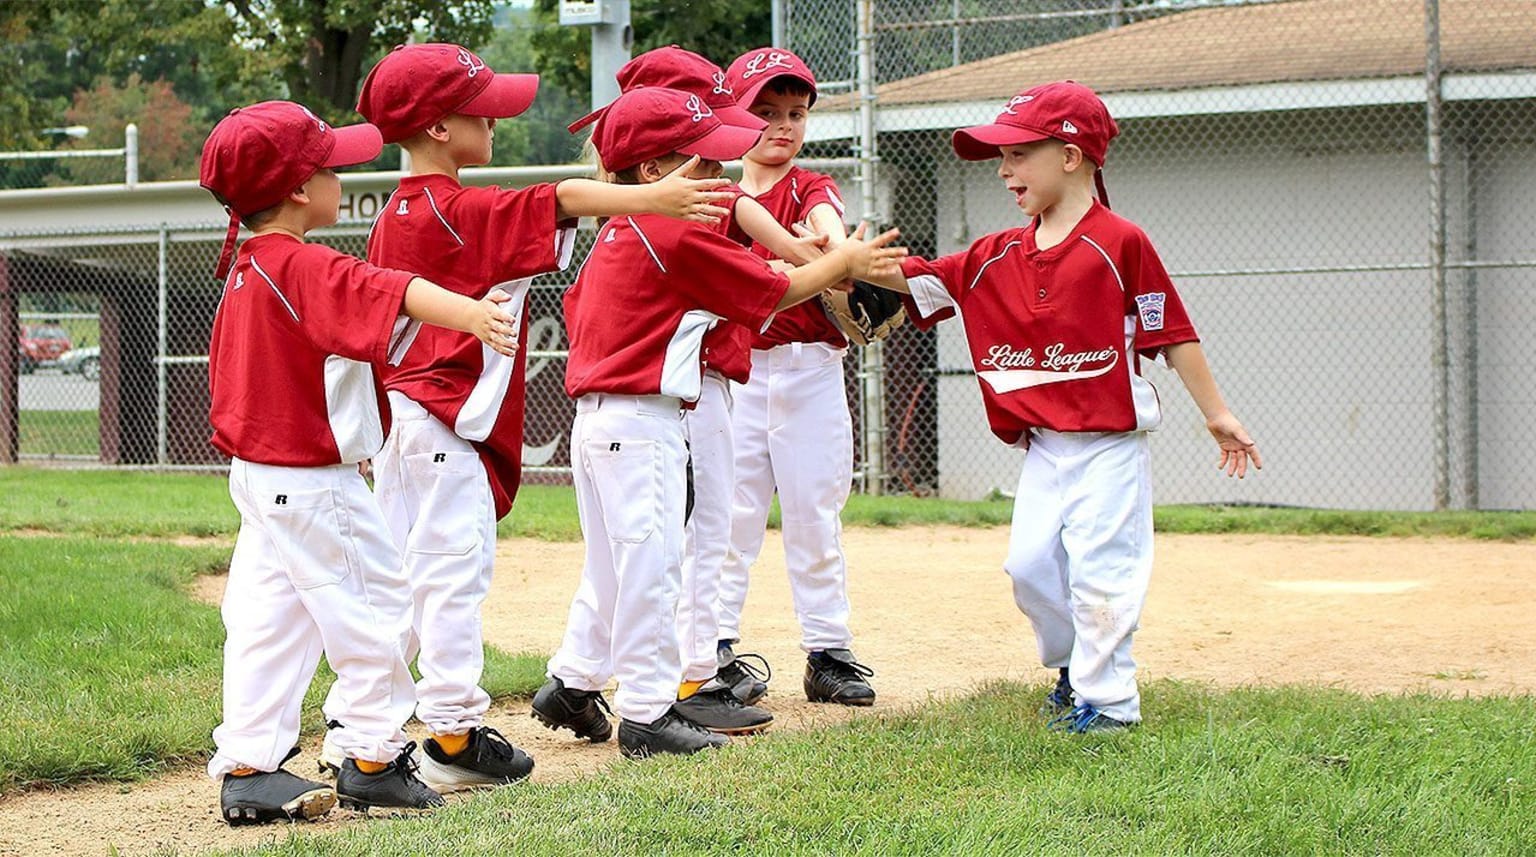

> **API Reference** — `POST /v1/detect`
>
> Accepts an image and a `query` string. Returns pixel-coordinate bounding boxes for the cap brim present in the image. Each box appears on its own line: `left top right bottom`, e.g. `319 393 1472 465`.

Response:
567 105 608 134
713 103 768 131
679 123 766 163
324 123 385 168
459 73 540 120
737 71 819 112
951 123 1051 161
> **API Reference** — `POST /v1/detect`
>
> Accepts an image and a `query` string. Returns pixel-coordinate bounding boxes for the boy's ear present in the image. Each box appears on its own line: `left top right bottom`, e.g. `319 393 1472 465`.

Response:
287 184 311 206
638 158 667 183
1061 143 1087 173
425 121 452 143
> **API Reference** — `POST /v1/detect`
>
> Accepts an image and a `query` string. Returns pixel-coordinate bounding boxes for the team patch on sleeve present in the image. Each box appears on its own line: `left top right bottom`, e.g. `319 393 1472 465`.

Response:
1135 292 1166 331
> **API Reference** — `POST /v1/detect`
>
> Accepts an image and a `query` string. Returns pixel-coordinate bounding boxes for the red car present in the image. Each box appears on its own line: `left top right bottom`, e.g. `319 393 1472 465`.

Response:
18 323 72 374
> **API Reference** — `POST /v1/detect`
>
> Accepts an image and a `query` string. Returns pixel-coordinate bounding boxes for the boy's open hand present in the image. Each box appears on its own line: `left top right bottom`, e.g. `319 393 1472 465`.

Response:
652 155 734 224
1206 412 1262 478
784 222 830 266
836 222 907 281
475 289 519 358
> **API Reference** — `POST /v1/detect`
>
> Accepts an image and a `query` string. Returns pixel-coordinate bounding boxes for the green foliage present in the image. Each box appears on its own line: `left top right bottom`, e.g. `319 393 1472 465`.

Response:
217 681 1536 855
0 468 238 538
57 74 203 183
18 410 100 458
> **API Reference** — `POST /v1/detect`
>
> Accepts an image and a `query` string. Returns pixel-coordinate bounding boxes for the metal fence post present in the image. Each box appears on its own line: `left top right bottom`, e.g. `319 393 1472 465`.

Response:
856 0 886 494
156 225 168 466
772 0 786 47
1425 0 1450 510
125 124 139 189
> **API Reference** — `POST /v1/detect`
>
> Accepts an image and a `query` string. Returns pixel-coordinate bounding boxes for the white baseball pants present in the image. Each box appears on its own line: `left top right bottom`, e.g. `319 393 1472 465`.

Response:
678 372 733 682
1004 429 1153 723
210 459 414 779
547 394 689 725
717 343 854 652
367 392 497 736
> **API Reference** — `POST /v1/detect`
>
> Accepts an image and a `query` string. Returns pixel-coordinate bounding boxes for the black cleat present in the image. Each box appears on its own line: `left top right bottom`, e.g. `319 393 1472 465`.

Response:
618 709 729 759
220 766 336 826
1040 668 1073 717
334 742 445 812
418 726 535 793
804 648 877 706
716 642 771 706
531 677 614 743
672 685 773 735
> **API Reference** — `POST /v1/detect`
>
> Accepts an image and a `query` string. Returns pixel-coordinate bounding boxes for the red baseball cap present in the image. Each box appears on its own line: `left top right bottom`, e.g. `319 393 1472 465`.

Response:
951 81 1119 166
199 100 383 278
725 47 819 109
568 46 766 134
592 86 766 173
357 43 540 144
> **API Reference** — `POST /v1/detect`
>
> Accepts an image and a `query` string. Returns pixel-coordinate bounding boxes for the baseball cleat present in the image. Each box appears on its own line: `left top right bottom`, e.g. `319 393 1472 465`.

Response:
334 742 445 813
618 710 729 759
1040 668 1073 717
671 685 774 735
220 767 336 826
1048 703 1133 734
417 726 534 793
717 642 771 706
804 648 876 706
530 677 614 742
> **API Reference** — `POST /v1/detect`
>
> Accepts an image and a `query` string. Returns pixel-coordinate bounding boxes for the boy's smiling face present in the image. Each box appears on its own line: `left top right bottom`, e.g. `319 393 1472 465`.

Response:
744 89 810 167
998 139 1078 217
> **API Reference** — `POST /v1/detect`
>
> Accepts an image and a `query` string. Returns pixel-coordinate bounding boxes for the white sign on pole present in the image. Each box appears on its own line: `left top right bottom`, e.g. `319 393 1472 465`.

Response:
559 0 611 25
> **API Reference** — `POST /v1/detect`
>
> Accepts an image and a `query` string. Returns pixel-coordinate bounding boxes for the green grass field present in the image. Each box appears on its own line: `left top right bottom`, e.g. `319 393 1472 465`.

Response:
1 467 1533 855
18 409 99 458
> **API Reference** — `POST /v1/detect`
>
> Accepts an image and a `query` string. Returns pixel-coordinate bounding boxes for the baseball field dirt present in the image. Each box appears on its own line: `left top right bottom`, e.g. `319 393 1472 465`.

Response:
2 527 1532 856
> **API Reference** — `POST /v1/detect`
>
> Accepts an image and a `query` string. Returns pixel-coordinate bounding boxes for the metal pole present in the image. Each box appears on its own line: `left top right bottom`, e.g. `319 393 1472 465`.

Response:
1425 0 1450 510
124 124 139 188
951 0 960 67
589 0 632 111
1460 144 1479 509
856 0 886 494
156 225 169 466
772 0 786 47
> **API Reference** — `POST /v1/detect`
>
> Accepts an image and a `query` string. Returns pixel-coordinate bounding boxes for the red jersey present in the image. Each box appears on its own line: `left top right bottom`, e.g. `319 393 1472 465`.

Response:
564 214 788 401
366 174 577 518
208 233 414 466
900 201 1198 444
698 186 756 383
745 165 847 349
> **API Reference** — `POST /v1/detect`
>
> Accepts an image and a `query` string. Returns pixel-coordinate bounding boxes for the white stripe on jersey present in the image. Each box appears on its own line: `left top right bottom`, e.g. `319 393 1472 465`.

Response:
967 240 1023 292
423 187 465 246
659 309 723 402
455 278 534 442
627 217 667 273
825 187 846 215
906 273 957 321
1080 236 1126 292
323 354 385 463
554 225 578 270
249 256 300 322
1124 315 1163 431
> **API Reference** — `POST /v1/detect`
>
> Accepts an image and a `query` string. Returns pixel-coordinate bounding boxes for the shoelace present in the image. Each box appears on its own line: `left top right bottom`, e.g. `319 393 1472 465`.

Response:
1046 671 1072 707
391 741 424 774
823 655 875 683
474 726 520 761
1047 704 1102 733
725 651 773 684
667 710 715 736
577 688 615 718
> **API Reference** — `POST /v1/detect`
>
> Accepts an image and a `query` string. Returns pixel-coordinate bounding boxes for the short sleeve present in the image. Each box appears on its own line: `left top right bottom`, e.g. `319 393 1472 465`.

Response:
718 185 753 246
796 172 847 224
899 252 969 330
1122 230 1199 355
671 226 788 332
461 183 576 281
288 245 413 363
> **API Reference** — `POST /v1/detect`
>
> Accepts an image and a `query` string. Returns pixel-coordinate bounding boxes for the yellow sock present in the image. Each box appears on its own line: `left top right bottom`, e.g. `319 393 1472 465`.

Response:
353 758 388 774
433 731 470 757
228 766 258 777
677 679 708 700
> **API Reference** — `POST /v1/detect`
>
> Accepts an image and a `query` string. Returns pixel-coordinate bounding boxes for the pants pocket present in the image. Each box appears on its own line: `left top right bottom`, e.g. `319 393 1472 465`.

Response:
263 485 350 590
404 450 487 556
584 439 661 544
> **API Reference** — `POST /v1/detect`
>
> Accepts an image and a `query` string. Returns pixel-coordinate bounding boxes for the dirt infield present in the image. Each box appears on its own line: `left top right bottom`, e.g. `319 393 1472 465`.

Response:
2 528 1533 856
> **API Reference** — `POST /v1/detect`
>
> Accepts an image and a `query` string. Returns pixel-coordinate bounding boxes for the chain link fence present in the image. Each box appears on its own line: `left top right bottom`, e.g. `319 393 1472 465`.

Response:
2 0 1533 511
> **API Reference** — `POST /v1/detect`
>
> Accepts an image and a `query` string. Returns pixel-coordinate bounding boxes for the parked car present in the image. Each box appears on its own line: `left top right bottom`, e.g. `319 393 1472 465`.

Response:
57 345 101 381
17 324 72 374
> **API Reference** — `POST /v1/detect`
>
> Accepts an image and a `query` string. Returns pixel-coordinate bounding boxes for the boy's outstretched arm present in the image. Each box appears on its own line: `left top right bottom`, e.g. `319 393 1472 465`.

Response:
1164 341 1262 478
777 223 906 310
737 197 827 265
556 156 734 223
403 278 519 357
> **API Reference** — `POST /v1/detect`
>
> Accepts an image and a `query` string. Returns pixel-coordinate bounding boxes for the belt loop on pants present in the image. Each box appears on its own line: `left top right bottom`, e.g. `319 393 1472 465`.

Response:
576 393 684 417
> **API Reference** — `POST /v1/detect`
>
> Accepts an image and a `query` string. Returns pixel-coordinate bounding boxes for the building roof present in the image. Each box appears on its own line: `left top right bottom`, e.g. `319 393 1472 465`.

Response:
868 0 1536 108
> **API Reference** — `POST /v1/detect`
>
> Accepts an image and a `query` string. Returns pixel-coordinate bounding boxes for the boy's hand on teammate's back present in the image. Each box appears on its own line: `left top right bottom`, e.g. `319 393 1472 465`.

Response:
836 222 907 281
649 155 735 224
1206 411 1262 478
474 289 520 358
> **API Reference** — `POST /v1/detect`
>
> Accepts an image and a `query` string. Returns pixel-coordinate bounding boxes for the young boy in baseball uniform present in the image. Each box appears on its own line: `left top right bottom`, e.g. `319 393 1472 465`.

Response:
199 100 519 822
713 47 879 707
317 43 735 791
568 45 832 735
865 81 1261 731
531 86 905 758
